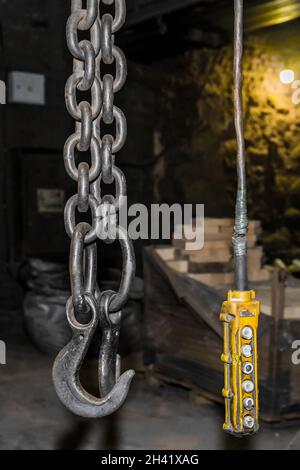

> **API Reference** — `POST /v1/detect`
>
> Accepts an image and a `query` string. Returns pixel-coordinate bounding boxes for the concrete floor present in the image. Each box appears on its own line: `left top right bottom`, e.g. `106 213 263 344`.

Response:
1 303 300 450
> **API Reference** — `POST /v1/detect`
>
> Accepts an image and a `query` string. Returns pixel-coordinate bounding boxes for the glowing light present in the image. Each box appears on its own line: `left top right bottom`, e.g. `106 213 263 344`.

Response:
280 69 295 84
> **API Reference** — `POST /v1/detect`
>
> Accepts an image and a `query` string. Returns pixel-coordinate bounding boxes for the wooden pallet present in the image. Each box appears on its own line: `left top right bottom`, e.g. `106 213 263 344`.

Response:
168 218 269 286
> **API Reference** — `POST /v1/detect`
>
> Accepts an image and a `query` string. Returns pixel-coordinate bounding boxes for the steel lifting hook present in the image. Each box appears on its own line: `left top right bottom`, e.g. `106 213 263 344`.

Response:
55 0 135 418
52 295 135 418
52 224 135 418
98 290 124 397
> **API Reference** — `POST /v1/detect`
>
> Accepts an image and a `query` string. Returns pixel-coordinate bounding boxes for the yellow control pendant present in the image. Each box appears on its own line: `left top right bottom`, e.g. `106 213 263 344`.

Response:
220 290 260 436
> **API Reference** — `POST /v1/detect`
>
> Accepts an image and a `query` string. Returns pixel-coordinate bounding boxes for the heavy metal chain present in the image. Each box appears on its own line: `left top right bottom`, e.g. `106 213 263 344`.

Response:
53 0 136 419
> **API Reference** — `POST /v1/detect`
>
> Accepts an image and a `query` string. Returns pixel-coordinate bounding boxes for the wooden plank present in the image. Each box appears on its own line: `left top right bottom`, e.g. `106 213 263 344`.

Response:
203 218 233 227
249 269 270 282
188 272 234 286
249 246 264 258
177 218 260 228
167 259 189 273
187 249 231 263
189 261 232 274
174 238 257 251
145 247 223 337
173 239 229 250
155 246 176 261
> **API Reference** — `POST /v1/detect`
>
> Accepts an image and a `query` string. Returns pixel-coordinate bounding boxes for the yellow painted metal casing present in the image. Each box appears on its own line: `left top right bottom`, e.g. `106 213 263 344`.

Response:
220 290 260 436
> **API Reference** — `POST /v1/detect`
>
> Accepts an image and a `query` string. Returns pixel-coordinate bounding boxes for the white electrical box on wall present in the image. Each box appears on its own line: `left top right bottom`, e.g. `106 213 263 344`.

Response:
8 71 45 105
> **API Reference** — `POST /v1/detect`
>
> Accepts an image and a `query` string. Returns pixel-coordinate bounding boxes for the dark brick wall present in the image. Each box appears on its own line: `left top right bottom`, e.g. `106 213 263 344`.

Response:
0 0 155 273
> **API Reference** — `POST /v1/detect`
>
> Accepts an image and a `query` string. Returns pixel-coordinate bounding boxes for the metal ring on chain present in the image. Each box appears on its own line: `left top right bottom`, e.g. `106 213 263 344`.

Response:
103 75 114 124
67 11 101 60
77 41 96 91
65 72 102 121
69 222 98 313
77 102 93 152
66 294 97 330
100 46 127 93
69 222 91 313
100 290 121 328
96 198 117 245
102 0 126 33
77 0 99 31
91 165 127 209
65 194 99 243
102 225 136 313
98 289 122 396
84 243 98 295
64 132 101 182
102 135 114 184
78 162 90 212
101 14 114 65
100 106 127 154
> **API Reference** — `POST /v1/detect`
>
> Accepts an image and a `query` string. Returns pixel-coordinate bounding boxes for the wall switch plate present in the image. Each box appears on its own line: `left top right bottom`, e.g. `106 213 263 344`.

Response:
8 71 45 105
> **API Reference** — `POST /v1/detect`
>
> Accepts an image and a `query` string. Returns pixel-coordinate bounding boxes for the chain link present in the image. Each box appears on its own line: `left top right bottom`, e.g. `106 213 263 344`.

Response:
53 0 135 418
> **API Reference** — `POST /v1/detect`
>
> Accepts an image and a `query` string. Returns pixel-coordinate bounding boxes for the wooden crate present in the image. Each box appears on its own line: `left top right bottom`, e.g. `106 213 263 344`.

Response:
143 247 300 422
171 218 269 286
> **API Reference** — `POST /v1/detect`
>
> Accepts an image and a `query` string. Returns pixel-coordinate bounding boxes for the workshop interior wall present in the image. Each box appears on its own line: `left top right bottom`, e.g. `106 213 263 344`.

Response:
2 1 300 266
153 21 300 263
0 0 155 272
